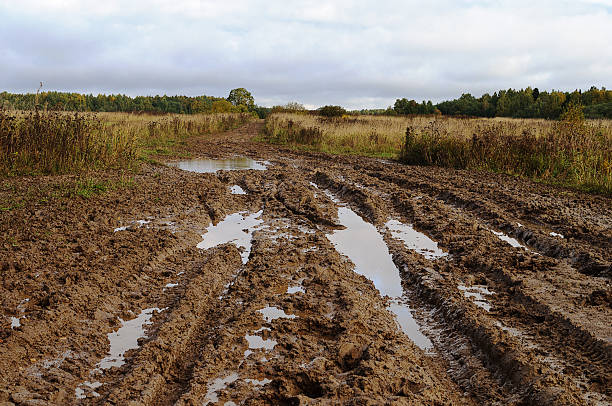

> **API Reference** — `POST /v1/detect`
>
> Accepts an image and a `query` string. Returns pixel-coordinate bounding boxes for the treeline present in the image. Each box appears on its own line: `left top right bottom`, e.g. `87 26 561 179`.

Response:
0 91 250 114
393 86 612 119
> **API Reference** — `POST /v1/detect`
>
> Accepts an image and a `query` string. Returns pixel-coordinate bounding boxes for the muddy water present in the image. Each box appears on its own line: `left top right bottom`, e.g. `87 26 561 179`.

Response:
385 219 447 260
230 185 247 195
490 229 529 250
197 211 264 264
458 285 494 311
97 307 164 370
168 157 267 173
325 192 433 350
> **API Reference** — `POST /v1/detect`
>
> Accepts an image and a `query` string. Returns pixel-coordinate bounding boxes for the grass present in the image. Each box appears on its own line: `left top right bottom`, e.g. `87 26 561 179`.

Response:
0 110 254 176
262 112 612 196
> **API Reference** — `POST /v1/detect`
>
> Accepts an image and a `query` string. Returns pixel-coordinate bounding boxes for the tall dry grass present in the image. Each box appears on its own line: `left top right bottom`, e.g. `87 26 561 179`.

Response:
262 112 612 195
0 110 254 175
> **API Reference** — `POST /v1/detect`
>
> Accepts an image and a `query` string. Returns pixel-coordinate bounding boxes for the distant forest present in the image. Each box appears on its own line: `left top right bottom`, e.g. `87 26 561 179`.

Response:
0 92 240 114
1 86 611 119
383 86 612 119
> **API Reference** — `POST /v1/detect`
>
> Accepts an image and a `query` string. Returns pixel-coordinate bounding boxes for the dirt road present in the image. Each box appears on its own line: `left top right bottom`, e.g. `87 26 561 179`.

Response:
1 121 610 405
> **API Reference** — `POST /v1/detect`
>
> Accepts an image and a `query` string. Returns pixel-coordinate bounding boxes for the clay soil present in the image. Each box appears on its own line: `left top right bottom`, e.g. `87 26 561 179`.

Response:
1 121 610 405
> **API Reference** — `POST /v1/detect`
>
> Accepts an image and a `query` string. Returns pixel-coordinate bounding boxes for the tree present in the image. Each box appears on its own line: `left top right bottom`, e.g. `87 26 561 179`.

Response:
227 88 254 109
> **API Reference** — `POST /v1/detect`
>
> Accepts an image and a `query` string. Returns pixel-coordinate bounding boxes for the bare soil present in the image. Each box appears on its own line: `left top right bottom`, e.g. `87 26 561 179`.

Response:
1 121 610 405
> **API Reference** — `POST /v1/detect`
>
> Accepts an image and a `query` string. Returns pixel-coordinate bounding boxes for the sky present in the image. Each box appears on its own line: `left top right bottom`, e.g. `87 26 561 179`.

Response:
1 0 611 109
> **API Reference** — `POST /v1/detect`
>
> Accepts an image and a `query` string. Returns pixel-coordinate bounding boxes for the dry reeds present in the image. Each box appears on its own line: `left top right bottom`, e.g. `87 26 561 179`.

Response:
262 112 611 195
0 110 254 175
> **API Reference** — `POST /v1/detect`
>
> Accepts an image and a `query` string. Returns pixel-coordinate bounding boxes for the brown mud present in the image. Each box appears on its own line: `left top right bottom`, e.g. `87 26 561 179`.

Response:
1 121 610 405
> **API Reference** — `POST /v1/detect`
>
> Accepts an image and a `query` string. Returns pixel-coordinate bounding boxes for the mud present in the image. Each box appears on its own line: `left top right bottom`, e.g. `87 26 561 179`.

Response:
1 121 610 405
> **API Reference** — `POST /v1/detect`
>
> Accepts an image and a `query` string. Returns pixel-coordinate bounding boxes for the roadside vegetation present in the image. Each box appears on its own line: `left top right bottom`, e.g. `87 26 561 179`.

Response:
0 109 253 176
262 108 612 195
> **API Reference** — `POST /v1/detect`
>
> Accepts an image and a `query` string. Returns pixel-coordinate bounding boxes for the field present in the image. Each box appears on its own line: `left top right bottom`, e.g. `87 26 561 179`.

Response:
0 115 610 404
263 112 612 195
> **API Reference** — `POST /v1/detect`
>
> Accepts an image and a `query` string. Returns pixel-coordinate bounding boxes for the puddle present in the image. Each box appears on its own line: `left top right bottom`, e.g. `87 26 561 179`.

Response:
246 378 272 386
75 381 102 399
244 334 277 359
257 306 297 323
10 317 21 329
203 372 240 405
490 230 529 250
287 285 305 294
168 157 267 173
387 300 434 350
163 282 179 292
458 285 494 311
550 232 564 239
385 219 447 260
114 219 150 233
197 211 264 264
97 307 163 370
326 206 402 297
324 191 433 351
230 185 247 195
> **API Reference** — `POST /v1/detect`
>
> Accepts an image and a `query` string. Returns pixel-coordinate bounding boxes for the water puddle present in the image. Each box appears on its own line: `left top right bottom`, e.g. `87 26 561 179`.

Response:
230 185 247 195
326 205 402 298
97 307 163 370
114 220 150 233
244 334 277 359
10 317 21 329
168 157 267 173
287 285 305 294
197 211 264 264
490 230 529 250
387 300 434 350
203 372 240 405
10 298 29 329
458 285 494 311
257 306 297 323
324 191 433 351
75 381 102 399
385 219 447 260
75 307 164 399
245 378 272 386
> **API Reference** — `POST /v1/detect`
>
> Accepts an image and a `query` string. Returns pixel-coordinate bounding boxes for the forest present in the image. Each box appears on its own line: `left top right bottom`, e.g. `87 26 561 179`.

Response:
2 86 611 119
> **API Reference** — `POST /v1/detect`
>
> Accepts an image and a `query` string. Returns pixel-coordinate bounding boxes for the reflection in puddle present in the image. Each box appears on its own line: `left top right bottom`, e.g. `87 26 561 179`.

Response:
491 230 529 250
168 157 267 173
257 306 297 322
203 372 240 405
246 378 272 386
287 285 305 294
327 206 402 297
197 211 264 264
10 317 21 329
97 307 163 370
324 191 433 351
75 381 102 399
244 334 277 359
387 300 433 350
230 185 247 195
458 285 494 311
386 219 447 260
114 219 150 233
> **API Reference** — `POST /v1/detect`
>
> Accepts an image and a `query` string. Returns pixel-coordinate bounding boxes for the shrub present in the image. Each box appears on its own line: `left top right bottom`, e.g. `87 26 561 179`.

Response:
318 105 347 117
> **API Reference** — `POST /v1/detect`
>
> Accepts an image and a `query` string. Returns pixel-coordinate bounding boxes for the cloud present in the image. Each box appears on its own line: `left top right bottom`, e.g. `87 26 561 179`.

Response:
0 0 610 109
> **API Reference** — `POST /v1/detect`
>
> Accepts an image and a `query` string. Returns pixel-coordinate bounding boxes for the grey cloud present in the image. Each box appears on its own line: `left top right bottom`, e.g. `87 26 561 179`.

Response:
0 0 610 109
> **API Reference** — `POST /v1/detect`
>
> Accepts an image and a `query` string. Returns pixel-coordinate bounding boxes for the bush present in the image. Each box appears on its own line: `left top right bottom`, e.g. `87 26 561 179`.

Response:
318 105 347 117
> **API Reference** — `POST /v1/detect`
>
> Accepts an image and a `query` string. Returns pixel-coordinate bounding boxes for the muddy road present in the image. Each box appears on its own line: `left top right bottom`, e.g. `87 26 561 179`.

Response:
1 121 610 405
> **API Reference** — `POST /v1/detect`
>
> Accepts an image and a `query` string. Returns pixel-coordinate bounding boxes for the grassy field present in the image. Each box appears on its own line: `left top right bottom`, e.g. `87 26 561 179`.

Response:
0 110 254 176
262 112 612 195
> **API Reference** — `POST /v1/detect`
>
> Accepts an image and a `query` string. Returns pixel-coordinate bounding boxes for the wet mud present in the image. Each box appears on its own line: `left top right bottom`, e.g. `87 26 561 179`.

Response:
1 121 610 405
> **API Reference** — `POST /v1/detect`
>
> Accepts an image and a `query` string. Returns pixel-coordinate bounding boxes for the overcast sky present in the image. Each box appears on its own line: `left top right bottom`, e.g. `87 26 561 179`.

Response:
1 0 611 109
